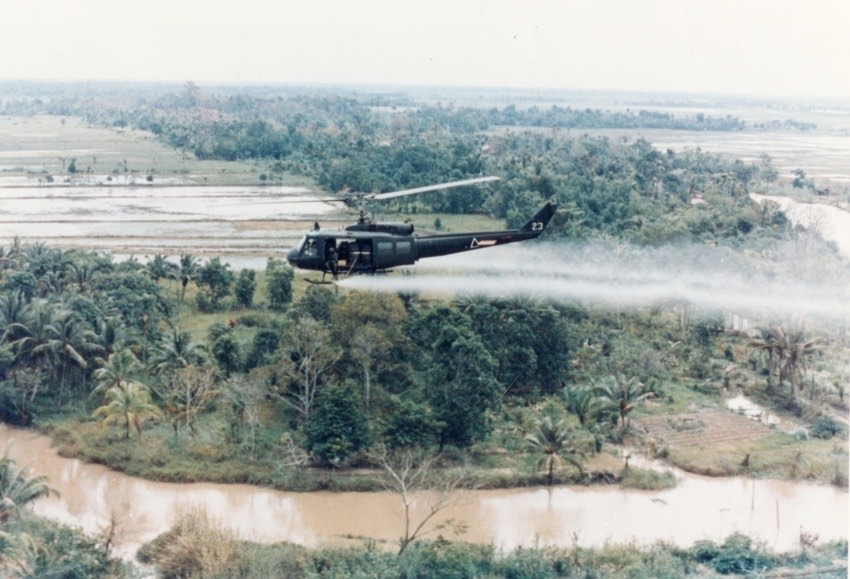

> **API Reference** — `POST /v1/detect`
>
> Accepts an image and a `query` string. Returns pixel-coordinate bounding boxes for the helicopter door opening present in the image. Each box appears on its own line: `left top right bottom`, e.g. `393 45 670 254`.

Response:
349 240 372 271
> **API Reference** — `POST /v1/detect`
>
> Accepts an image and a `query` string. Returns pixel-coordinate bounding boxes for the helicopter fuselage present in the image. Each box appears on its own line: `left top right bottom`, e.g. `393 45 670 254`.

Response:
286 202 557 277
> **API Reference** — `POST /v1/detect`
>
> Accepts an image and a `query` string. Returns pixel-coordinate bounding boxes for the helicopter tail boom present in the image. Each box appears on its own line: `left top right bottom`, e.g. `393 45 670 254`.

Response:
520 201 558 234
413 201 557 260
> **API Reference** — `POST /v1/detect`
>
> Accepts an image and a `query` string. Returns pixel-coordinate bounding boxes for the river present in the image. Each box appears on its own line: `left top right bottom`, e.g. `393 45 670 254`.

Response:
3 424 845 560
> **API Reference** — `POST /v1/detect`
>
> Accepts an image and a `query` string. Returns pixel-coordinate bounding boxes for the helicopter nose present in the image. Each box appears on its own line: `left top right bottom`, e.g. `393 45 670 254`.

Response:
286 247 299 268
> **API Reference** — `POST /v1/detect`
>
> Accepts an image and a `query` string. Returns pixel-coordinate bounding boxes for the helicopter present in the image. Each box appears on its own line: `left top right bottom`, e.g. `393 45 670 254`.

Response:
284 176 557 282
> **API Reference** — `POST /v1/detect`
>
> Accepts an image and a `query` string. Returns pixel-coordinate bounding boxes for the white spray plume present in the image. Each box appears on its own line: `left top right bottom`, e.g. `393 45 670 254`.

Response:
338 241 850 323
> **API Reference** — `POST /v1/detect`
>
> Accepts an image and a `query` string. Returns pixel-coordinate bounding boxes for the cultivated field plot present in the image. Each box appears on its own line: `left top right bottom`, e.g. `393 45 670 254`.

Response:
635 411 773 448
0 116 345 261
0 115 263 185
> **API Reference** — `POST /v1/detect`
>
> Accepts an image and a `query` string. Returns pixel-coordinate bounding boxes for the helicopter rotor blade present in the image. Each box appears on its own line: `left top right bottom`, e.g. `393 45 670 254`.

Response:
364 176 500 201
219 198 346 207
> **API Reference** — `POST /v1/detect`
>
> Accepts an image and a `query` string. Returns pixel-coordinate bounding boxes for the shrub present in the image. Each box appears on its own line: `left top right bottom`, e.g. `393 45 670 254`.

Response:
790 427 810 441
711 533 774 575
619 467 677 490
691 540 720 563
139 508 241 578
399 539 494 578
811 416 842 439
266 259 294 311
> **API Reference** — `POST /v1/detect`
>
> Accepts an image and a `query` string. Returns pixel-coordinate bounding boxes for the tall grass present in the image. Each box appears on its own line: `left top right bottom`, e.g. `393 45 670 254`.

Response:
140 511 848 578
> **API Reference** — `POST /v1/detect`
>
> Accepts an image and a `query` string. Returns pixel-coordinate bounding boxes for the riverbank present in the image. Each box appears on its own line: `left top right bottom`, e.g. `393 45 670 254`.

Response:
139 509 849 578
40 382 849 493
42 417 623 493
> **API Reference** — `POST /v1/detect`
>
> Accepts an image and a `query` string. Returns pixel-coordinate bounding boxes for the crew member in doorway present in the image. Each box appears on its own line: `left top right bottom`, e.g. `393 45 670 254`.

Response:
326 244 339 276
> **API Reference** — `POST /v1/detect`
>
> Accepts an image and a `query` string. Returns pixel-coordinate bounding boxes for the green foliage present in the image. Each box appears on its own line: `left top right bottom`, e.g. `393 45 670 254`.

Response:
305 382 369 465
177 253 199 304
12 514 125 578
266 258 294 311
420 309 499 448
146 253 177 284
0 449 57 521
195 257 235 312
618 466 677 490
233 269 257 308
245 327 281 370
468 301 572 394
294 284 339 323
383 399 440 450
524 415 585 485
92 380 161 440
594 374 655 438
399 538 494 578
811 416 843 439
698 533 775 575
139 529 841 579
92 270 170 337
207 321 231 343
4 272 37 302
212 333 241 376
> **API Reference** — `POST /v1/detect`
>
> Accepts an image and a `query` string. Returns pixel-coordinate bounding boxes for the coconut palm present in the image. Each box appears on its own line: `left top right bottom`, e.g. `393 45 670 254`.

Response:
751 323 823 391
93 316 126 360
148 327 206 376
564 385 599 427
524 415 585 485
41 309 102 392
0 292 29 341
66 261 97 294
92 381 161 440
6 301 54 374
177 253 199 304
91 348 143 401
594 375 655 439
147 254 177 285
0 449 57 522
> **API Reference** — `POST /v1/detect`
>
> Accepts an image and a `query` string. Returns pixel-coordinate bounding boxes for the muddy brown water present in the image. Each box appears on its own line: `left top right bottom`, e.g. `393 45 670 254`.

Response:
2 424 846 560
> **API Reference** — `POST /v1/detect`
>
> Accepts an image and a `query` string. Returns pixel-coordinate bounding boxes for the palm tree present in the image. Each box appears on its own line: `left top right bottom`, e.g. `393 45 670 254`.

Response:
524 416 585 485
93 381 161 440
148 327 205 376
66 261 97 294
594 375 655 439
564 386 599 427
91 348 143 401
93 316 126 360
147 254 177 285
750 323 823 391
6 301 54 375
41 309 102 393
0 292 29 341
177 254 199 304
0 449 57 522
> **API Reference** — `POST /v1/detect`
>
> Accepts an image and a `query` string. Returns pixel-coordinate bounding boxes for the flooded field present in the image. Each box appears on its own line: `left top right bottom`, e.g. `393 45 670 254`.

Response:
3 424 846 560
0 185 343 260
571 128 850 186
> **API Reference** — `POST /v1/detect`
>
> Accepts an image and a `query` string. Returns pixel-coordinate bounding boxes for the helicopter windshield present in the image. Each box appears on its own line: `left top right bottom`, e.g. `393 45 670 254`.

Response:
299 237 318 258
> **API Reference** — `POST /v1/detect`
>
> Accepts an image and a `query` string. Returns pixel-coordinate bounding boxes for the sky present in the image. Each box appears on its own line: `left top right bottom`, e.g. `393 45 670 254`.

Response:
1 0 849 99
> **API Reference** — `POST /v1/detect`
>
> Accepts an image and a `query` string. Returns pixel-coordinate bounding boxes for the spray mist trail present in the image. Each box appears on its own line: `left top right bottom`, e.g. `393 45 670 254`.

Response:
338 242 850 322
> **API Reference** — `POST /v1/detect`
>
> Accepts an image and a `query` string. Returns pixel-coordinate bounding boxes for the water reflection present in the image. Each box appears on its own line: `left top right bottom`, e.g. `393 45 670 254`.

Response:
3 424 846 560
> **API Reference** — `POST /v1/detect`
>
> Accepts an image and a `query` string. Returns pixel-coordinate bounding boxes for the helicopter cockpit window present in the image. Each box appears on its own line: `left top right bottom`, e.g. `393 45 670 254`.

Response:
300 238 318 258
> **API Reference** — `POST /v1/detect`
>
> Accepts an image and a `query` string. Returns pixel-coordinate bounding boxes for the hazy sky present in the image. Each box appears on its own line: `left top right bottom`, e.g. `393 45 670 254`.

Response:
2 0 848 98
